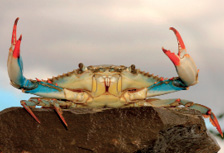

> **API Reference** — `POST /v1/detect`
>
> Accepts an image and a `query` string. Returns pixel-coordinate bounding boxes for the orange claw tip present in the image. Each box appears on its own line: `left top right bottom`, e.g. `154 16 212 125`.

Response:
162 47 180 66
19 34 22 41
15 17 19 25
169 27 176 31
11 18 20 45
162 47 167 52
12 35 22 58
169 27 186 50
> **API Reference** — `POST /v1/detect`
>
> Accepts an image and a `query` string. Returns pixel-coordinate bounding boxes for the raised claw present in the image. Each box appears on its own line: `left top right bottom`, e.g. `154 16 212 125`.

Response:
7 18 26 88
162 27 199 86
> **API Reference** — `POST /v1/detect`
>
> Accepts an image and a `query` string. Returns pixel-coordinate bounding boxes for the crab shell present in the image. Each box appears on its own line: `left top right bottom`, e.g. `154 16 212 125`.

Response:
38 64 164 107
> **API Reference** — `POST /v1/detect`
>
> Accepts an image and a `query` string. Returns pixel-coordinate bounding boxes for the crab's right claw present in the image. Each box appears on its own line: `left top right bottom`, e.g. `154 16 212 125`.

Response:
7 18 26 88
162 27 199 87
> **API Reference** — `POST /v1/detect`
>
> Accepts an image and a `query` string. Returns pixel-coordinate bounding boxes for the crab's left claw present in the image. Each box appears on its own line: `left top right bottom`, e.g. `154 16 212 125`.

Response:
162 27 199 87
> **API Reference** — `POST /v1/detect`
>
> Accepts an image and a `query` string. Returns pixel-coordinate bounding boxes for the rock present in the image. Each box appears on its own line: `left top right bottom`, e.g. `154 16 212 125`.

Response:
0 107 220 153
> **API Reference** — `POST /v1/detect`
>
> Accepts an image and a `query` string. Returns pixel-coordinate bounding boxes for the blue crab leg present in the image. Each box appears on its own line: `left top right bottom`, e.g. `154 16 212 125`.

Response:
130 98 223 137
146 77 187 97
21 100 40 123
53 102 68 127
21 97 74 127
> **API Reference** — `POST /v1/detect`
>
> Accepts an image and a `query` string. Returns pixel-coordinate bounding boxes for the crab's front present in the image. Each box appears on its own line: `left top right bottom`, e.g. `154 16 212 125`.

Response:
7 18 223 137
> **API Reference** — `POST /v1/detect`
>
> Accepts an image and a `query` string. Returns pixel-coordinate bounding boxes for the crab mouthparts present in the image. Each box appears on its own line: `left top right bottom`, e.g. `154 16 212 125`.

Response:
104 78 111 92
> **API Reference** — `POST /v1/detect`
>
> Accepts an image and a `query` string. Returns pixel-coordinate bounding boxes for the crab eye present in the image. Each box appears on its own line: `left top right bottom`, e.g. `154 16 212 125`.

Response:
128 64 136 74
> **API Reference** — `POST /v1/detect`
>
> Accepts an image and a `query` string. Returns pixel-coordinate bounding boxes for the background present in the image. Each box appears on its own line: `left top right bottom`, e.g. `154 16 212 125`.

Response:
0 0 223 151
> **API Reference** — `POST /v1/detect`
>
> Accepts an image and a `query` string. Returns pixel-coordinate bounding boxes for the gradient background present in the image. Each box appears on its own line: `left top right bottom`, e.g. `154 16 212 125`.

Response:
0 0 223 151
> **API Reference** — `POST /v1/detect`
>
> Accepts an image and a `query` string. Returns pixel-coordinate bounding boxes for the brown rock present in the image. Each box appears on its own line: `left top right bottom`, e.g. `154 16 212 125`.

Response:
0 107 220 153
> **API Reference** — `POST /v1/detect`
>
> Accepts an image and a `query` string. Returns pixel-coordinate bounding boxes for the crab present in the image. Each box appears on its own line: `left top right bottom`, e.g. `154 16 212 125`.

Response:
8 18 222 137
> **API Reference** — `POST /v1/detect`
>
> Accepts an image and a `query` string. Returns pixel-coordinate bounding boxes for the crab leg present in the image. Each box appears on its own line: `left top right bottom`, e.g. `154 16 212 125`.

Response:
146 77 187 97
21 97 74 127
129 99 223 137
53 103 68 127
21 100 40 123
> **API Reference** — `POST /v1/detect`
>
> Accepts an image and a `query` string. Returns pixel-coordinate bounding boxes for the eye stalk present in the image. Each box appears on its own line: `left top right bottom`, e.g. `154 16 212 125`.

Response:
128 64 136 74
78 63 87 73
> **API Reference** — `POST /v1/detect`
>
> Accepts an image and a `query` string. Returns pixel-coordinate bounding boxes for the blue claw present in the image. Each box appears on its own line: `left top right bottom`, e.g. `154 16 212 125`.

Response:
7 18 65 100
7 18 26 88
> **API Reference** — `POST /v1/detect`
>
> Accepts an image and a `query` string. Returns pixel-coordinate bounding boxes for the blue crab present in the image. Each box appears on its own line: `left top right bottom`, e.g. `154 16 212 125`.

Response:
8 18 222 137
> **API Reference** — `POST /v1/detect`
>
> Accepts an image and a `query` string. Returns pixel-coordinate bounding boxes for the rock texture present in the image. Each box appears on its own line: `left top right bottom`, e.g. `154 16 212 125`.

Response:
0 107 220 153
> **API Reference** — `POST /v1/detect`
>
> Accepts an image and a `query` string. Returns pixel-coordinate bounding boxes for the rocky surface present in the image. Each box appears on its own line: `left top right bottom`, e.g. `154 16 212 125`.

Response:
0 107 220 153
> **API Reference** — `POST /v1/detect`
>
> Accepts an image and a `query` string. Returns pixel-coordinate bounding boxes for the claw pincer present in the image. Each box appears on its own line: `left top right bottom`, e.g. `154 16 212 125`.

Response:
8 18 25 88
162 27 198 86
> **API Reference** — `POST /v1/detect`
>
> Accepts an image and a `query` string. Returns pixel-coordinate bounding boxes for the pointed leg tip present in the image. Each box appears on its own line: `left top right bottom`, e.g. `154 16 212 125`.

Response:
217 128 223 137
21 102 41 124
210 112 223 137
217 127 223 137
54 106 68 128
34 118 41 124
